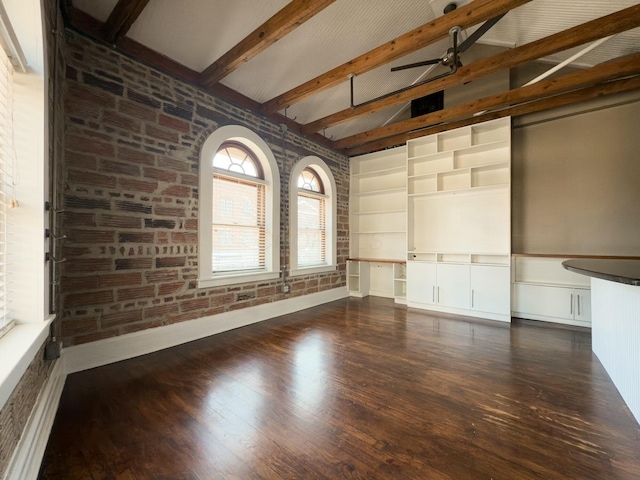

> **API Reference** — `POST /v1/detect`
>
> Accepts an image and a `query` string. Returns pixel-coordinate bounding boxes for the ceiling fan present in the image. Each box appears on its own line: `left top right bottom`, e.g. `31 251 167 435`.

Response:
391 2 506 73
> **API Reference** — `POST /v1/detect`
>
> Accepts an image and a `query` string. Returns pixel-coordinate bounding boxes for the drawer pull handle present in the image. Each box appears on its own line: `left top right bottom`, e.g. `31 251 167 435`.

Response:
570 294 573 315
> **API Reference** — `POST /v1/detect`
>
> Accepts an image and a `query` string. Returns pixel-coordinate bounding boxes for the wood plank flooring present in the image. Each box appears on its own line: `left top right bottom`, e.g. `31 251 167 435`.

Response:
40 297 640 479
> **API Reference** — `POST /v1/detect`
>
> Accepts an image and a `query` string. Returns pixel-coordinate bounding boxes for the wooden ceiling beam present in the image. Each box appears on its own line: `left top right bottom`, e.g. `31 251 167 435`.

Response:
344 75 640 157
199 0 336 88
102 0 150 44
335 53 640 150
260 0 532 115
304 3 640 135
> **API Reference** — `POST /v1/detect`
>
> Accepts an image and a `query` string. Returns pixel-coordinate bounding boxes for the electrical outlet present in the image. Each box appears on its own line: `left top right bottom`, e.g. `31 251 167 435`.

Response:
281 284 290 293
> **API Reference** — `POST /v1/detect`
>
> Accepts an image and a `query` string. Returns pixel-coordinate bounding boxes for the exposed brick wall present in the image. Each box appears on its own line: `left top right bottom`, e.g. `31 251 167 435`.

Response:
59 31 349 347
0 344 51 479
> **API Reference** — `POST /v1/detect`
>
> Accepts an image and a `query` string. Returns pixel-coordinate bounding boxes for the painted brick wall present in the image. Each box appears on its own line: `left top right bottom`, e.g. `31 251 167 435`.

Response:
59 31 349 347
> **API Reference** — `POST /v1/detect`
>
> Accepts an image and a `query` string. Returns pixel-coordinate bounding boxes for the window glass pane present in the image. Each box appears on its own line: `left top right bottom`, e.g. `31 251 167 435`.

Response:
213 144 259 178
298 168 322 192
298 194 326 267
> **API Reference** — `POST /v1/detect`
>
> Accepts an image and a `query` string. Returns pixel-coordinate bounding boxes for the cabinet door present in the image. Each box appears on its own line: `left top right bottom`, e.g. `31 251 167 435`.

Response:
436 264 470 309
513 283 573 320
407 262 437 305
470 265 510 315
574 288 591 323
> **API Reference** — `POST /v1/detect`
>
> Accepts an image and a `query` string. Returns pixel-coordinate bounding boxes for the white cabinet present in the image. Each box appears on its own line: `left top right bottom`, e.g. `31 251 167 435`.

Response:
512 256 591 327
407 262 436 305
437 264 470 309
513 284 591 325
408 261 510 321
470 265 510 315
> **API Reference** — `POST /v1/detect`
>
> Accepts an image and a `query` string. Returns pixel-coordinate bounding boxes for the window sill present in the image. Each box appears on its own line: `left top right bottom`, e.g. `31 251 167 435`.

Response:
0 316 53 410
290 265 337 277
198 271 281 288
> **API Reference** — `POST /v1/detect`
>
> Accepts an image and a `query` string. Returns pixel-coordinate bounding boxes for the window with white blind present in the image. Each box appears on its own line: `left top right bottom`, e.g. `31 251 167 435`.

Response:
198 126 280 288
0 47 15 339
297 169 326 268
289 157 337 277
212 143 265 273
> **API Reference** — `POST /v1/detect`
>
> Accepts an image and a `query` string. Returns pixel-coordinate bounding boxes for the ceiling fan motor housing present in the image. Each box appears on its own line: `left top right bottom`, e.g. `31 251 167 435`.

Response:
443 3 458 15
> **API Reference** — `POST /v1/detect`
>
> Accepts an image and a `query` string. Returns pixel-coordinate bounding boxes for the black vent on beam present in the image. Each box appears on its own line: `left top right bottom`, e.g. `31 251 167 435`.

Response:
411 91 444 118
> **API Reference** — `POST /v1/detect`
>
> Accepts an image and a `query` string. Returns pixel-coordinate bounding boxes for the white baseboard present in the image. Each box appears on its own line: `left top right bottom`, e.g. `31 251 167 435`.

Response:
65 287 348 374
511 310 591 328
5 358 66 480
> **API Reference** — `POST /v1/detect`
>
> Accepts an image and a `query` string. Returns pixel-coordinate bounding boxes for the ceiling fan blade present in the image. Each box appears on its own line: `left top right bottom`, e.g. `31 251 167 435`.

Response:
391 58 442 72
458 12 507 53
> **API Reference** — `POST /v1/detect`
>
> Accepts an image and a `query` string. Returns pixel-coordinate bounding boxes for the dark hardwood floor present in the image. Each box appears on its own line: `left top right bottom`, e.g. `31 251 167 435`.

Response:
40 297 640 479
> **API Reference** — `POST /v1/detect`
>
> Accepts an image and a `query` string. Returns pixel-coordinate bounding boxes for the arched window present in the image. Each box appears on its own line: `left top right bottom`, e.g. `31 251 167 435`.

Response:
199 126 280 287
290 157 337 276
212 142 265 273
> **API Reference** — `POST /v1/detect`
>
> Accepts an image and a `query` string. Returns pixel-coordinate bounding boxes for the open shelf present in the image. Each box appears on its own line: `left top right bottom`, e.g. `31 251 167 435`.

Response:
350 146 406 176
406 251 510 266
351 186 406 197
351 208 406 216
351 165 406 179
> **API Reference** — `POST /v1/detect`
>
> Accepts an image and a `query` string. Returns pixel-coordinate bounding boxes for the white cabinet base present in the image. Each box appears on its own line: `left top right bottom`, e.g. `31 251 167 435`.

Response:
407 301 511 323
513 282 591 327
408 261 511 323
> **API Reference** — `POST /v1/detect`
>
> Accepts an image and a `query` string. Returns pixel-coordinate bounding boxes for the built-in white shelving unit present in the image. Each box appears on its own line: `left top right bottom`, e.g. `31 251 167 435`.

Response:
348 146 407 303
348 118 512 319
406 117 512 322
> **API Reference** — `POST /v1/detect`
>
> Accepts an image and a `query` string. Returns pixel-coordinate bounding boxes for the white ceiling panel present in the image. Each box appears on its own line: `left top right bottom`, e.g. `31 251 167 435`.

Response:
480 0 640 67
126 0 290 72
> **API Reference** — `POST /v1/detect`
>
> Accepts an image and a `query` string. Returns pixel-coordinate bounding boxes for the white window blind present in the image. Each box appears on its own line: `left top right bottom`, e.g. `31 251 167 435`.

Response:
0 48 16 339
212 174 265 273
297 193 326 267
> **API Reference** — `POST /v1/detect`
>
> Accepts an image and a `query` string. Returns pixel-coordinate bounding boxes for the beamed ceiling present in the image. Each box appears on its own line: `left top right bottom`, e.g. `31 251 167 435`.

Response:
64 0 640 156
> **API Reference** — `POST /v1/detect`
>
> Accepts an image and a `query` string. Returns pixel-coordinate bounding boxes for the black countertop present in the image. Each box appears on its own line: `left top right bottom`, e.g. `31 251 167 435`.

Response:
562 259 640 286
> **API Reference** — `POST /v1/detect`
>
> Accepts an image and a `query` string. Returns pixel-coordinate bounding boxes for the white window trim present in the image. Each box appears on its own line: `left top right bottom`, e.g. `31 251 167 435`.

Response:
289 156 337 278
0 0 50 411
0 317 53 410
198 126 280 289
